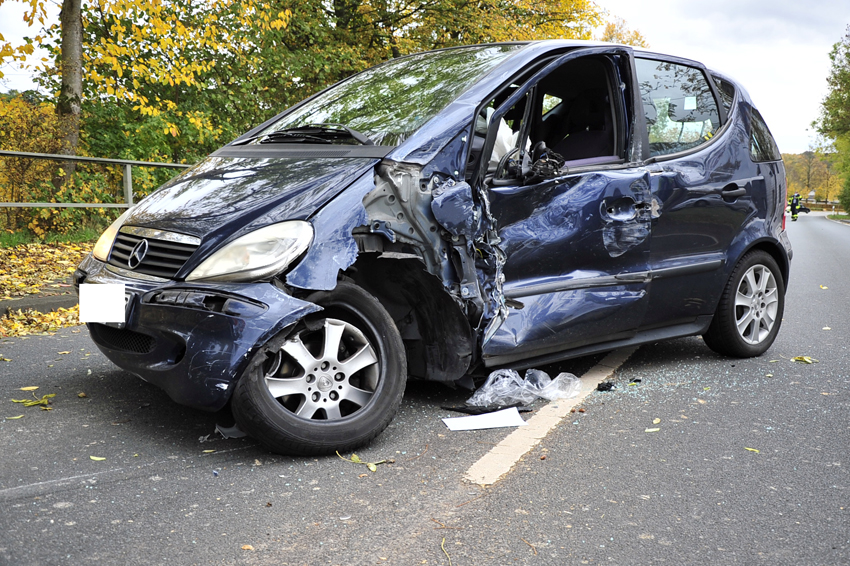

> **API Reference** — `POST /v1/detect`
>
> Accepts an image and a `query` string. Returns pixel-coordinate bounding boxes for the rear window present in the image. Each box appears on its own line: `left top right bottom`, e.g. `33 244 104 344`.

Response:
749 108 781 162
635 58 720 157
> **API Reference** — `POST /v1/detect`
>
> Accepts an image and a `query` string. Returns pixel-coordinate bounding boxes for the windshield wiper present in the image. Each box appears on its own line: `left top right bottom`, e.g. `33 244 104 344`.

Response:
234 123 374 146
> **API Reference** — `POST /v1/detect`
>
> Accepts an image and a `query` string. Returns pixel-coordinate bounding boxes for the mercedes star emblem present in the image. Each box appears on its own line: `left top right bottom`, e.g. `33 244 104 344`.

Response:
127 239 149 269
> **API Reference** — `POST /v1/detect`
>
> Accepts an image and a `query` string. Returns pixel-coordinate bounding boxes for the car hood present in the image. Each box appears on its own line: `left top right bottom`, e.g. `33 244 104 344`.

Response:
123 155 379 239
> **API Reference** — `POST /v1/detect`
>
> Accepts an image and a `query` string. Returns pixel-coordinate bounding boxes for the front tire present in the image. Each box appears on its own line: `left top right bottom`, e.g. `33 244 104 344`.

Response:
702 250 785 357
232 282 407 455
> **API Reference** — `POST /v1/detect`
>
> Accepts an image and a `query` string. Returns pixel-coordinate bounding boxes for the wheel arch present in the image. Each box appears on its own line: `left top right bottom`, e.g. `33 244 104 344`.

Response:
345 254 475 382
735 238 790 290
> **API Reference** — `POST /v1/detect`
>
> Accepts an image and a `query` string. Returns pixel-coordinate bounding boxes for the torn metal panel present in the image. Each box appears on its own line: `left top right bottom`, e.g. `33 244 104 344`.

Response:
287 173 376 291
363 162 462 295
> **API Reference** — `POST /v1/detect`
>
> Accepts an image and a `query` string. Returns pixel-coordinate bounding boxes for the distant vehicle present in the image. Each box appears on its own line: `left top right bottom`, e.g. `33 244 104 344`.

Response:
75 41 792 455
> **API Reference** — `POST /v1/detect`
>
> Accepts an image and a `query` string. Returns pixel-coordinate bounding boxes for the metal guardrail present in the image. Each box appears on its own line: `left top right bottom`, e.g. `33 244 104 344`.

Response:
0 150 192 208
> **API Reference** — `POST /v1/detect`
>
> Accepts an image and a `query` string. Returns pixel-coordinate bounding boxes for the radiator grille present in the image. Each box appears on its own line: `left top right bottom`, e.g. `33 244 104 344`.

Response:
108 232 198 279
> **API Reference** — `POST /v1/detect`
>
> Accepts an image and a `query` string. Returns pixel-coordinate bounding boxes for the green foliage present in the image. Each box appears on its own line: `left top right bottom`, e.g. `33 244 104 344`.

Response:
818 26 850 139
839 174 850 213
31 0 604 165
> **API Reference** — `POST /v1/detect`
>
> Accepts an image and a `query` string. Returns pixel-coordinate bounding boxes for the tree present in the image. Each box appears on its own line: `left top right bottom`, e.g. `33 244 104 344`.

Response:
839 174 850 213
817 26 850 139
56 0 81 180
2 0 605 204
597 16 649 48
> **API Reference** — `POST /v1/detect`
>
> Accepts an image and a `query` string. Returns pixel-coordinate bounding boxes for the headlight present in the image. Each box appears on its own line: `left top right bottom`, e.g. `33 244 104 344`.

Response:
92 208 134 261
185 221 313 282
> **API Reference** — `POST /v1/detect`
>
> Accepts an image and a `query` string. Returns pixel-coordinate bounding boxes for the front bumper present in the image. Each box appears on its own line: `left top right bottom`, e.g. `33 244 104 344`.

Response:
74 254 321 411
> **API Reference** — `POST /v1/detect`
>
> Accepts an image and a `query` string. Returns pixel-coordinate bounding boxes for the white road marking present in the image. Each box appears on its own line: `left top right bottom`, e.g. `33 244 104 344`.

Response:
0 446 254 501
464 347 637 486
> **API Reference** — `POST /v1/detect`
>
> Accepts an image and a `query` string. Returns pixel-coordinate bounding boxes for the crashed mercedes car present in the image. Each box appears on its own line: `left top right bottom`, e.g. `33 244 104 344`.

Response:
74 41 792 455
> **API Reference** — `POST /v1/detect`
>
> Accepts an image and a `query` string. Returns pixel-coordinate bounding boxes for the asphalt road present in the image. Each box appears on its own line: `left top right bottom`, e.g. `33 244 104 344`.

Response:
0 213 847 565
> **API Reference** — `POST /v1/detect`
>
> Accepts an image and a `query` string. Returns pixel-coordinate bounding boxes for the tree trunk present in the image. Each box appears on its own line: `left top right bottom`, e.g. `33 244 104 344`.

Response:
55 0 83 187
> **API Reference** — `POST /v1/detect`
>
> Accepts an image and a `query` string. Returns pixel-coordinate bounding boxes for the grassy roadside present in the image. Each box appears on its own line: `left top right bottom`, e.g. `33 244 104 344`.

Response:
827 213 850 222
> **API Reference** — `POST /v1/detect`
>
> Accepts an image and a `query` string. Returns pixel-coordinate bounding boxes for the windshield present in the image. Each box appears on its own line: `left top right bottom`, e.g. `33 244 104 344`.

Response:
258 45 524 146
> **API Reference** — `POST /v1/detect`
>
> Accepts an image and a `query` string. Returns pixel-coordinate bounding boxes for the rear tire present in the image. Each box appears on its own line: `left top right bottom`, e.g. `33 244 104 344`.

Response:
232 282 407 455
703 250 785 358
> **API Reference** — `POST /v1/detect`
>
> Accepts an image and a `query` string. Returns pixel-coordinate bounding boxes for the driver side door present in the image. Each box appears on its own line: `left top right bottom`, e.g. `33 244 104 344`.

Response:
478 47 654 367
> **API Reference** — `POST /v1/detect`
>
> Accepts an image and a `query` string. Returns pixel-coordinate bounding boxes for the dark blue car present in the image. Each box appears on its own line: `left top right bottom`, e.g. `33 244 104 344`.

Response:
75 41 792 454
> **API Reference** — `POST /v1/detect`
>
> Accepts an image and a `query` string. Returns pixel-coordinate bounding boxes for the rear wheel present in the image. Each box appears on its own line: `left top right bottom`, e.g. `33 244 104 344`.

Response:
232 282 406 455
703 250 785 357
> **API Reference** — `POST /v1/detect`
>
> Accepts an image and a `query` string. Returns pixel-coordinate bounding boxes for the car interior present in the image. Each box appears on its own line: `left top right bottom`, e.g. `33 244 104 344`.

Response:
468 56 624 185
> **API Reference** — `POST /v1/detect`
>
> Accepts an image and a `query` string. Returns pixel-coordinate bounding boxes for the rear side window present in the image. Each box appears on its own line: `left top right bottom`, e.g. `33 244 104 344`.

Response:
749 108 781 162
635 58 720 157
712 75 735 114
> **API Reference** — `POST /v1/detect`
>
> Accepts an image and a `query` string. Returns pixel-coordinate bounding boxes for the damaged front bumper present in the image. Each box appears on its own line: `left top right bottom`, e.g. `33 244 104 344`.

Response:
74 254 320 411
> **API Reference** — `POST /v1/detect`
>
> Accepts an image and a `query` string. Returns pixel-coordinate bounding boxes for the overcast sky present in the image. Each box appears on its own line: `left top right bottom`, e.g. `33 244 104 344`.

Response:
596 0 850 153
1 0 848 153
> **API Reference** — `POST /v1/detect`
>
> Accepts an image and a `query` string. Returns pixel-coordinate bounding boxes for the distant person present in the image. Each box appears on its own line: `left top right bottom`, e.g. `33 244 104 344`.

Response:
790 192 801 221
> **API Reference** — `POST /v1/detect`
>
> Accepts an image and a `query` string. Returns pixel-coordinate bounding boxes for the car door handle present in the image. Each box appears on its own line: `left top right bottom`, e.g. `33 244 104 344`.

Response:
721 187 746 198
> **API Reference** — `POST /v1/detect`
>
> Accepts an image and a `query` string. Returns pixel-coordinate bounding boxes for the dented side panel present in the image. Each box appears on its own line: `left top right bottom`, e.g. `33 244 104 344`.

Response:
484 286 647 364
483 169 653 359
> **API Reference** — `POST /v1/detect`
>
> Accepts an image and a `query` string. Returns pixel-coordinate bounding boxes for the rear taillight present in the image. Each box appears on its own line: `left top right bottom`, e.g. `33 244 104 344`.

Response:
782 176 787 230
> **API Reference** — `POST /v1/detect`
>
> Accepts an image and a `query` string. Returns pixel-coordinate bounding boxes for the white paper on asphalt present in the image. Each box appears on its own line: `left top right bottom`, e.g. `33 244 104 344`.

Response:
442 407 528 431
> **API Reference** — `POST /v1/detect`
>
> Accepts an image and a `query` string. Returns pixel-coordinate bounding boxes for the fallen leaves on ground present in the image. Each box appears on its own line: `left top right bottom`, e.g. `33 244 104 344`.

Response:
336 451 394 472
0 242 89 337
0 243 90 299
12 391 55 409
0 305 80 337
791 356 819 364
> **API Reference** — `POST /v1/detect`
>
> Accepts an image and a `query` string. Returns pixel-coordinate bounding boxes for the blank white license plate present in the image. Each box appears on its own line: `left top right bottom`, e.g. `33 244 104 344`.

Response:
79 284 131 326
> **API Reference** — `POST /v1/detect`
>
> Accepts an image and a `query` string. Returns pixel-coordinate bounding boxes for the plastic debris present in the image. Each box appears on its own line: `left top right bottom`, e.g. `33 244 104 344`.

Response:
216 423 247 439
596 382 616 392
465 369 580 407
791 356 819 364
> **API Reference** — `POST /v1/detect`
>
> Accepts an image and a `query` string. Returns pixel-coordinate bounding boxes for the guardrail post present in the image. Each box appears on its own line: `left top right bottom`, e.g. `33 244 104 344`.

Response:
123 164 133 206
